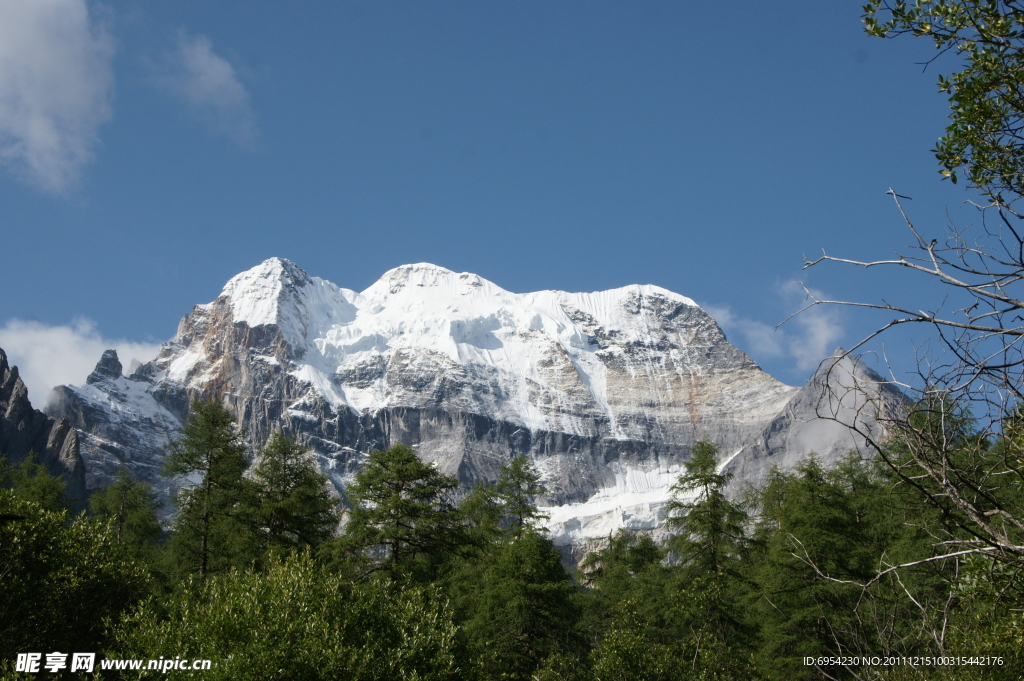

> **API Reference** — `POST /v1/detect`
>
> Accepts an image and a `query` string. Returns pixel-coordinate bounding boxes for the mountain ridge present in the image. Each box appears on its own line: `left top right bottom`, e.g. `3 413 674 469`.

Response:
45 258 897 546
0 347 86 504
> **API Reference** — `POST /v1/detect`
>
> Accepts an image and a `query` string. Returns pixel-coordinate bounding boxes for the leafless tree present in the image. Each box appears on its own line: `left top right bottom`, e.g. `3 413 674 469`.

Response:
800 191 1024 561
794 192 1024 659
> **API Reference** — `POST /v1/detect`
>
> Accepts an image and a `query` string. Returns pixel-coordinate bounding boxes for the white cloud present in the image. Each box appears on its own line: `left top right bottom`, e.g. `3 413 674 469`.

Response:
703 282 845 376
158 31 257 145
0 318 162 405
702 304 786 361
0 0 114 192
787 300 844 372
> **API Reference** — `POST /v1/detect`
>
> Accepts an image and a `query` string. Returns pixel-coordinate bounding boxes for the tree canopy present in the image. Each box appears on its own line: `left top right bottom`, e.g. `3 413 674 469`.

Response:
865 0 1024 201
337 443 465 581
163 399 251 578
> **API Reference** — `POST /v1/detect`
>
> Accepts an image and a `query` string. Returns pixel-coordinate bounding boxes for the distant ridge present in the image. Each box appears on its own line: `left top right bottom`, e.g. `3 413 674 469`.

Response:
0 347 85 505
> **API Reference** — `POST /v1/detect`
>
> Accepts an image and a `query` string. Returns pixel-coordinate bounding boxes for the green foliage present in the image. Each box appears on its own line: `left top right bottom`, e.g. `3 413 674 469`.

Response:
110 552 465 681
592 578 756 681
882 398 1023 553
241 432 338 563
89 465 164 561
441 457 586 679
0 490 150 660
582 530 664 589
748 457 878 678
451 529 585 681
580 530 667 641
0 452 71 512
582 443 756 681
495 455 549 536
745 455 951 679
665 440 748 575
163 399 251 579
457 481 507 547
457 455 549 552
863 0 1024 200
334 443 465 581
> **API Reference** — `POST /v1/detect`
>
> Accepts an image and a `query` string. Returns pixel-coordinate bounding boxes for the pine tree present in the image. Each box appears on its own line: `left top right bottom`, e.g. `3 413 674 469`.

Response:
89 466 163 562
163 399 250 578
495 454 549 536
665 440 747 575
455 529 585 681
338 443 465 580
580 529 667 630
444 457 586 680
615 440 756 679
746 455 925 678
244 432 338 561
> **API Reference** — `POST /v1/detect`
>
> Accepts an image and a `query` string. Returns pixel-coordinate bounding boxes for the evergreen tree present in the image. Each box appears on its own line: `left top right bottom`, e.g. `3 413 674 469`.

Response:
495 454 548 536
591 575 756 681
0 452 71 512
588 440 757 679
89 465 164 560
580 530 667 634
457 480 506 548
582 530 664 588
745 455 941 679
336 443 465 581
443 456 591 679
244 432 338 561
454 529 585 681
163 399 251 578
455 455 549 553
665 440 747 575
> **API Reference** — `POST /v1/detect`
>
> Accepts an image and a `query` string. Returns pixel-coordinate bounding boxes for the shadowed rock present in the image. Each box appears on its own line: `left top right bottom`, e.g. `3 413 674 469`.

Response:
0 347 86 505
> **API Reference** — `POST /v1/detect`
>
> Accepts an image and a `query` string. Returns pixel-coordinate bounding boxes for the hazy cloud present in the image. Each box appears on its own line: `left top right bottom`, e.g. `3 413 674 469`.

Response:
702 304 786 361
0 318 161 404
0 0 115 192
704 282 844 375
158 31 257 145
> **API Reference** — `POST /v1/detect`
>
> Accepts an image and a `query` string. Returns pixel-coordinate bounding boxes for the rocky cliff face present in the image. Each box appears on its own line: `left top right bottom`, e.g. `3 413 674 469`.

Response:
0 347 86 504
722 349 907 492
46 258 899 545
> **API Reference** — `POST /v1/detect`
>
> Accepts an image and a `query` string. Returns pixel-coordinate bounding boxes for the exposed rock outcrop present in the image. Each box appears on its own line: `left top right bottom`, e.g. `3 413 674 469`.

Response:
723 349 907 493
0 347 86 504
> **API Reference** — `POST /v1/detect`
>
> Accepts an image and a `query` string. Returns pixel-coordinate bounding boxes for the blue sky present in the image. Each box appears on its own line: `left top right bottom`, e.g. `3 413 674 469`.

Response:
0 0 985 400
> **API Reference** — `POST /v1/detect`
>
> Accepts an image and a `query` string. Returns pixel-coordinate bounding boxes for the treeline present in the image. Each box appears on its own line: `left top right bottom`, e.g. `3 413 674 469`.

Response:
2 399 1021 680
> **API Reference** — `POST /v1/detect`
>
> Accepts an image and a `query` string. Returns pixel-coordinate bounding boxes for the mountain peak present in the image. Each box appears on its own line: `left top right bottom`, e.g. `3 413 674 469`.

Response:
86 349 122 384
364 263 505 298
223 257 312 293
47 258 901 550
217 257 316 329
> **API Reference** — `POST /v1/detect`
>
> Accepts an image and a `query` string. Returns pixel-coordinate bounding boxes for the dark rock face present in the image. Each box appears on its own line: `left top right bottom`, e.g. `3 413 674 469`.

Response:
0 347 86 504
47 350 185 503
87 349 123 383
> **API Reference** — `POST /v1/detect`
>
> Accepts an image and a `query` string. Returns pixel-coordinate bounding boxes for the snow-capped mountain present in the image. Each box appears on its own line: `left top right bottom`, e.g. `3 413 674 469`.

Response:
46 258 900 546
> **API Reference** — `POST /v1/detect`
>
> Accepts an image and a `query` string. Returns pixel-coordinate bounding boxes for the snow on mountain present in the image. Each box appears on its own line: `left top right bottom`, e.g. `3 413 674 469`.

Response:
210 258 707 434
47 258 897 548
